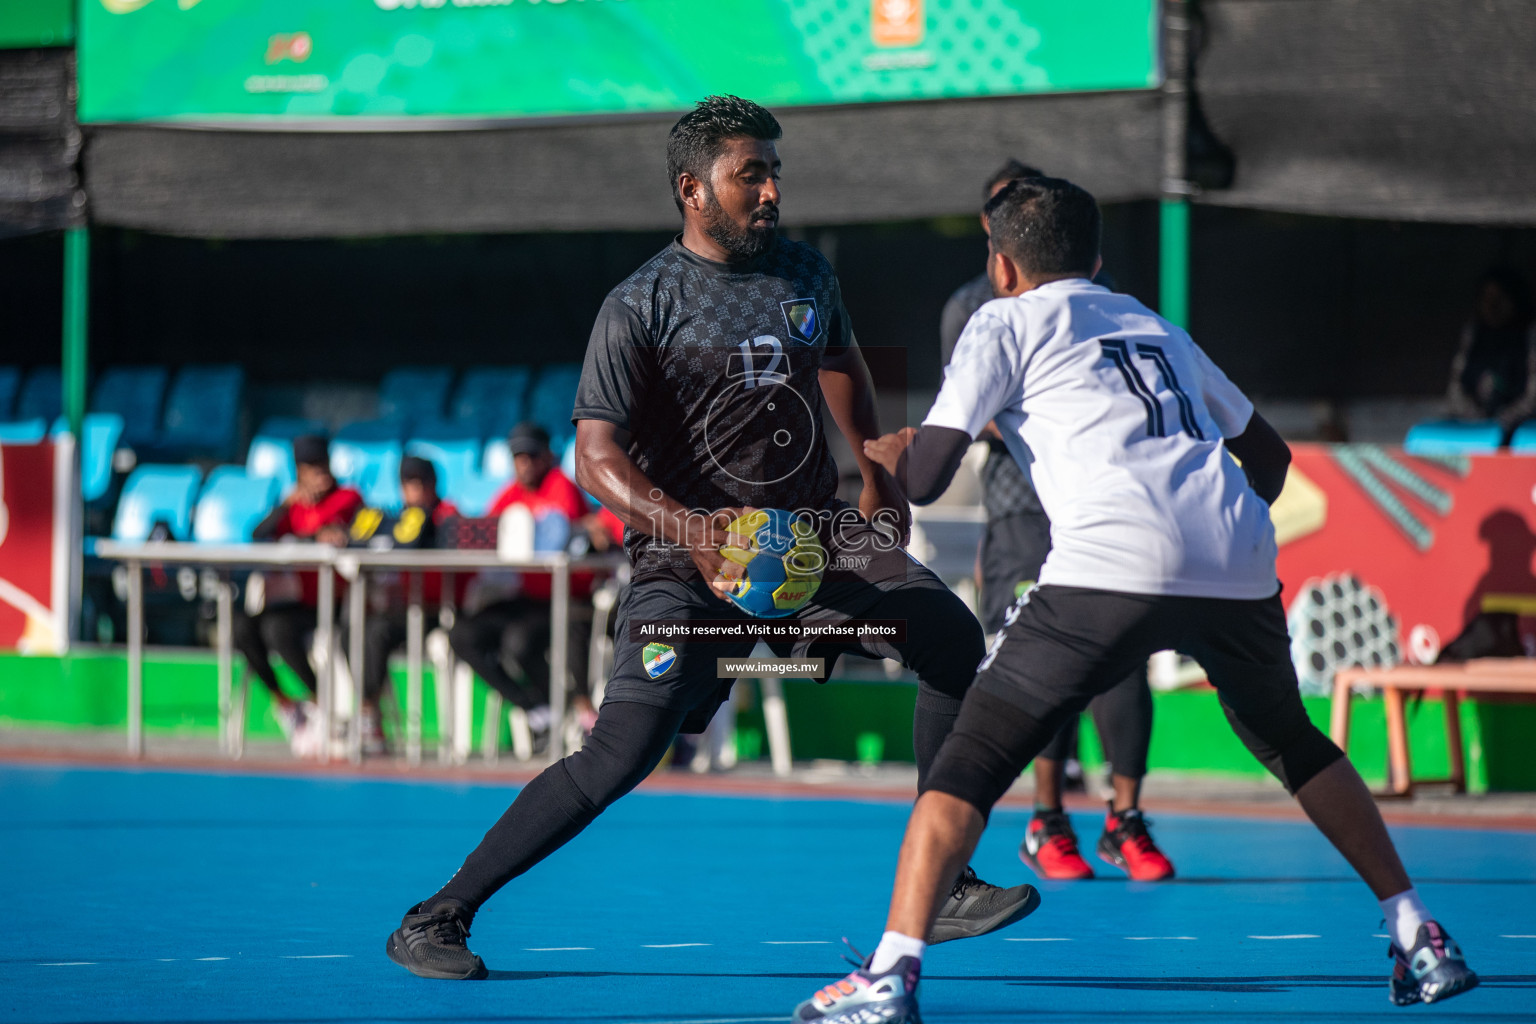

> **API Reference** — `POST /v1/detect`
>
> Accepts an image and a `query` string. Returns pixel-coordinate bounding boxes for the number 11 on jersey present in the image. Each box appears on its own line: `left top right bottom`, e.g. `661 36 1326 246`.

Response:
1102 339 1205 440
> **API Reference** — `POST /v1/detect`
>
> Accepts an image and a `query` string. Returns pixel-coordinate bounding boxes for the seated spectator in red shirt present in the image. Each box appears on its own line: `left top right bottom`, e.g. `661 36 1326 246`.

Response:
233 434 363 750
351 456 460 755
451 423 602 742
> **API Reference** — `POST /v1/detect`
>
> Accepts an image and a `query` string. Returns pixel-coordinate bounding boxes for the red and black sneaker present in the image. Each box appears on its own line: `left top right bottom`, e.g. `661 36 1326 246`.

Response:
1097 806 1176 881
1019 810 1095 880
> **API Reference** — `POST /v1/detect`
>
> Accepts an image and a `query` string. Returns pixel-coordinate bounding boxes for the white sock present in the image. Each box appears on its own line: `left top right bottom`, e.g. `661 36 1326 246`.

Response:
1380 888 1431 950
867 931 926 975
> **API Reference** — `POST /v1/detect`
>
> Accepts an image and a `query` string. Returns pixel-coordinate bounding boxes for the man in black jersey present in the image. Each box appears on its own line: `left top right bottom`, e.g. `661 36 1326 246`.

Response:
385 96 1037 981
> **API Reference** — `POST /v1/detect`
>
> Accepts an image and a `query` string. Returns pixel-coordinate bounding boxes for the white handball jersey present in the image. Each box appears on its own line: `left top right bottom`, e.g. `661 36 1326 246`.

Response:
924 277 1278 599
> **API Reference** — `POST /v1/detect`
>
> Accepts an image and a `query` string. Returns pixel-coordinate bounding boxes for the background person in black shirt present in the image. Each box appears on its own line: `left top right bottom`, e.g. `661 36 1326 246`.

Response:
942 161 1171 882
385 96 1036 981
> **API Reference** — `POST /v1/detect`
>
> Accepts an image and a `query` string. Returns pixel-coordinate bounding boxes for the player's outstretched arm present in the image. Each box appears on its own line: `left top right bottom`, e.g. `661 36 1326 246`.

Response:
1223 410 1291 504
864 424 973 506
573 418 740 588
820 344 910 542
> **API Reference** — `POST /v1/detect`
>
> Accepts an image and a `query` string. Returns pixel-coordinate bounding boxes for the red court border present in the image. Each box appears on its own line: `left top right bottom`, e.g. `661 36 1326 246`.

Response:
3 745 1534 833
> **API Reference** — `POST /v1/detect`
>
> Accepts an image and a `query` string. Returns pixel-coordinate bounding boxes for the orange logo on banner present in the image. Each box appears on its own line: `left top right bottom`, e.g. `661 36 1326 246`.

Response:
872 0 925 48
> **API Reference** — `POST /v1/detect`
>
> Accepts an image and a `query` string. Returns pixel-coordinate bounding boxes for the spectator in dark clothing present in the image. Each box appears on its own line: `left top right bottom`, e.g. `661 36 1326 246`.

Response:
450 423 604 744
233 434 363 750
352 455 461 755
1448 267 1536 442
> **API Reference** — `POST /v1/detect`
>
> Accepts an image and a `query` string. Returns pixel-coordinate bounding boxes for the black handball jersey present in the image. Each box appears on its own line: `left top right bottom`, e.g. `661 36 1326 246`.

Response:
573 236 852 580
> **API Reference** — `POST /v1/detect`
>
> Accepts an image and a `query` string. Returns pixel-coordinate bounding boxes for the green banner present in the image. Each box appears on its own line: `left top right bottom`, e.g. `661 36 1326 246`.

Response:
78 0 1159 124
0 0 74 48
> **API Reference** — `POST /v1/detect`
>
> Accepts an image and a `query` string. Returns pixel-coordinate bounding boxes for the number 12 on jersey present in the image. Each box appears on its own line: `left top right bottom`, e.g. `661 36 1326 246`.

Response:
1101 339 1205 440
737 335 788 389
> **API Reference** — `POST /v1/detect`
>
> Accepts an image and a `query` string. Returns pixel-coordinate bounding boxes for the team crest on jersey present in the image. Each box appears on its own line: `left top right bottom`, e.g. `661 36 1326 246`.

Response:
642 642 676 679
780 298 820 345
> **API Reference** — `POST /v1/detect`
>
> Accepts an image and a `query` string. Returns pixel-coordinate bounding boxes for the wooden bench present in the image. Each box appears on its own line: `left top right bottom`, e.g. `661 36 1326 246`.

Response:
1330 659 1536 797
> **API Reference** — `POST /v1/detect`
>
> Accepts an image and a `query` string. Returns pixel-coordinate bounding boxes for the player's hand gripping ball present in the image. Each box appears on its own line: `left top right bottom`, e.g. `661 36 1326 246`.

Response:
716 508 826 618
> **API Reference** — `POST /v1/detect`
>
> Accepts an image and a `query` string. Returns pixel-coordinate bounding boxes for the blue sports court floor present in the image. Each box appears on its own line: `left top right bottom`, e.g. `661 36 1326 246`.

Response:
1 763 1532 1023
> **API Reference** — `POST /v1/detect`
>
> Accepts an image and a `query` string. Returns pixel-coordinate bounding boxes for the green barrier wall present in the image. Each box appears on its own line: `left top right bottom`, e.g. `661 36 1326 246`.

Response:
4 650 1534 791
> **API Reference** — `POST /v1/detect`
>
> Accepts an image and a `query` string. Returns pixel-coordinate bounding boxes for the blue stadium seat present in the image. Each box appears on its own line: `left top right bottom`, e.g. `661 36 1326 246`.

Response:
332 420 405 509
0 418 47 443
245 417 326 493
160 365 245 459
16 367 62 423
1404 420 1503 456
1509 422 1536 454
52 413 126 503
0 367 19 419
192 469 279 544
451 366 531 437
406 420 481 502
449 472 509 517
527 363 582 447
112 464 202 541
379 366 454 425
92 366 169 449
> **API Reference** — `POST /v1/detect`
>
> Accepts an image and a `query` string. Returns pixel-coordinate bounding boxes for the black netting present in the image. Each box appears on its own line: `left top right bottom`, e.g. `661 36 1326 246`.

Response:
83 91 1162 238
1196 0 1536 225
0 47 81 238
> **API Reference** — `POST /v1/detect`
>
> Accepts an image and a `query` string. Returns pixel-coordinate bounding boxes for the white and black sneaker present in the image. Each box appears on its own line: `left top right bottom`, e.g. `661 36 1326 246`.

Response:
794 954 922 1023
385 898 489 980
1388 921 1478 1006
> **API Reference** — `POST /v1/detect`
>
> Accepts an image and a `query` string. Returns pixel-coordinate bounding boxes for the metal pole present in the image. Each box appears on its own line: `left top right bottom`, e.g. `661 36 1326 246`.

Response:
440 571 457 763
548 556 570 764
126 560 143 758
315 563 334 764
407 572 423 766
62 227 89 440
1160 0 1193 329
216 577 233 756
347 567 367 764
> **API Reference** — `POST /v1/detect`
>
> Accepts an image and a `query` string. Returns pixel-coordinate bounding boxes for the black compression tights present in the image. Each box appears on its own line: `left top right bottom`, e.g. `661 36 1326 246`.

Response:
431 701 685 913
431 687 969 915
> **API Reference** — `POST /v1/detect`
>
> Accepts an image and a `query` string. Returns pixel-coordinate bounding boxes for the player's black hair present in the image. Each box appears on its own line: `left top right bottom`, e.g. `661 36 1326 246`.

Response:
983 177 1101 279
666 95 782 215
983 159 1044 200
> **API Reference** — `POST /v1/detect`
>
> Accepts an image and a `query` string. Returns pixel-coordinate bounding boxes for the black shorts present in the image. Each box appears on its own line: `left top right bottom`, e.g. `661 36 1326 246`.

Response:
977 585 1293 719
604 520 960 732
970 583 1338 793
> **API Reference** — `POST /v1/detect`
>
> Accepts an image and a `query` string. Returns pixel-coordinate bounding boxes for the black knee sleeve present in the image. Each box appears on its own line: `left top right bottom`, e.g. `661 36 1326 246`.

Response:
919 688 1061 820
1221 696 1345 794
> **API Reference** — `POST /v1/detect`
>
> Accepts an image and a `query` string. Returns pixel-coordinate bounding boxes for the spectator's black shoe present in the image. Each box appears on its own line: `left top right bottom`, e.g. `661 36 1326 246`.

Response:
927 866 1041 944
386 898 488 980
1389 922 1478 1006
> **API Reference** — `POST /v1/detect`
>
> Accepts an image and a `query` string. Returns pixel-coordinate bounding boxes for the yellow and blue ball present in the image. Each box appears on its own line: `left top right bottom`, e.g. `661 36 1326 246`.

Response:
718 508 826 618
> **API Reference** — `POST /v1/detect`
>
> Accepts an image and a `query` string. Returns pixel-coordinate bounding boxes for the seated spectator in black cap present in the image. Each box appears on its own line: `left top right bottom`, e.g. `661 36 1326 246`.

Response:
452 422 602 743
349 455 461 755
234 435 364 753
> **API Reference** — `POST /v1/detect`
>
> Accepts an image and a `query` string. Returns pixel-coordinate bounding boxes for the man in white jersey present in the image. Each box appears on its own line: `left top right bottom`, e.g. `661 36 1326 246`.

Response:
794 178 1478 1023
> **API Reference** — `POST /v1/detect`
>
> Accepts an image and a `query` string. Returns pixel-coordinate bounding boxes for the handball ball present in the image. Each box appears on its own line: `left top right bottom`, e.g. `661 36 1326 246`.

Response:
719 508 826 618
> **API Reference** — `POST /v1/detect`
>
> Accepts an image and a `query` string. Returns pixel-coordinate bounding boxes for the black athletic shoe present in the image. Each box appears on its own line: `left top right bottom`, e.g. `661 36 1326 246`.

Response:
1388 921 1478 1006
385 898 489 980
927 866 1041 944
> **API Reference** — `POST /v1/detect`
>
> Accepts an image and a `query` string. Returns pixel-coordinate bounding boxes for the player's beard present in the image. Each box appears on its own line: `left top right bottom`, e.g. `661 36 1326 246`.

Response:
702 187 777 262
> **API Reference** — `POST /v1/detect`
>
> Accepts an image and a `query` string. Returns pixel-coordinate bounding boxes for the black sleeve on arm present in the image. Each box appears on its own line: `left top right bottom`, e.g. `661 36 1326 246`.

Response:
1224 410 1291 504
896 425 974 506
572 296 652 429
